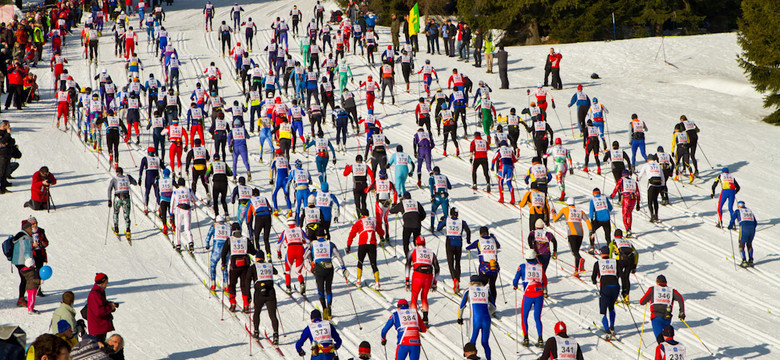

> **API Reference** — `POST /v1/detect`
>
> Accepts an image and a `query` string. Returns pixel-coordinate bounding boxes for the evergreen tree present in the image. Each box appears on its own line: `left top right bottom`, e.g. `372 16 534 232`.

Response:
738 0 780 124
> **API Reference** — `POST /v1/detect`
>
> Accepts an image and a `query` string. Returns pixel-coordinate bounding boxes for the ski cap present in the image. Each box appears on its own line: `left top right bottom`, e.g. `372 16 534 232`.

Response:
535 218 545 228
577 84 582 90
526 250 537 260
663 325 674 338
94 272 108 284
566 197 575 206
358 341 371 356
307 195 316 205
469 275 487 285
614 229 623 238
554 321 567 335
737 201 745 207
722 167 729 173
310 309 321 320
656 275 667 284
403 191 411 199
397 298 409 308
554 137 561 145
592 187 600 194
287 218 296 226
415 235 426 246
600 246 610 257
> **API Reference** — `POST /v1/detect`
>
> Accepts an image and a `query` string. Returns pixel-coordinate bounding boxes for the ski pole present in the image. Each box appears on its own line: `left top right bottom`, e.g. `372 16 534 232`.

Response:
419 341 430 360
514 289 519 356
551 107 565 138
497 271 507 304
344 277 363 330
221 270 226 321
568 108 576 139
634 273 646 294
383 342 388 360
193 200 205 248
670 179 688 209
681 318 714 355
125 139 137 166
728 226 737 271
625 300 643 342
490 326 508 360
104 202 113 245
697 143 714 169
276 307 286 337
637 304 647 360
542 297 561 322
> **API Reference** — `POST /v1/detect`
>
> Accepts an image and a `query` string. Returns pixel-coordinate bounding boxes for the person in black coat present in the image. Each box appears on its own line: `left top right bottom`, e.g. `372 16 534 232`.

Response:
496 46 508 89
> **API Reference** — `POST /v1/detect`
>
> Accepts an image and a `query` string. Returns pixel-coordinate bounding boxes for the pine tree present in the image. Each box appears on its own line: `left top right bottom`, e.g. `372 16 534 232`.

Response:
738 0 780 124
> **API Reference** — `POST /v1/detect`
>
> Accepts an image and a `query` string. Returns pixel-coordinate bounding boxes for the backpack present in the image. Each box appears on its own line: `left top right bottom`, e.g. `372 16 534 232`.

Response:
2 236 14 261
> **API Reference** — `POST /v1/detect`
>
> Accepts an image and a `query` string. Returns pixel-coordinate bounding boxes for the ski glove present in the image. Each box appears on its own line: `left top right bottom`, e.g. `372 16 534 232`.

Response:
381 339 387 346
345 245 351 254
457 318 463 325
679 312 685 321
107 200 112 207
710 193 714 199
405 279 410 291
298 350 306 356
341 268 348 278
332 159 336 165
569 168 574 175
551 101 556 109
635 203 640 211
431 281 437 291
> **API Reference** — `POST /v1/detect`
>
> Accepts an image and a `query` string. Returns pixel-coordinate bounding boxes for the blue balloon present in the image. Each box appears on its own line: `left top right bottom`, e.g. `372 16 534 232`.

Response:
39 265 53 281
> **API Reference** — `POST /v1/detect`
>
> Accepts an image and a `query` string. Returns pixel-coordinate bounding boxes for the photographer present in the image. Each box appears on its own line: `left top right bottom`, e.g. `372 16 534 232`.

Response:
0 120 22 194
87 273 118 344
24 166 56 210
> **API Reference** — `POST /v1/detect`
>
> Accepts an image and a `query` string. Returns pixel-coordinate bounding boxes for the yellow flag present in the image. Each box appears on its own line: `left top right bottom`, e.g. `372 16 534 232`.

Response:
409 3 420 36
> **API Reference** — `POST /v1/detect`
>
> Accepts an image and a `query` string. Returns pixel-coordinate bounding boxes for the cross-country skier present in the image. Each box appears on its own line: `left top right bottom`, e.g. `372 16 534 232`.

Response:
458 275 494 359
524 156 552 194
732 201 757 267
674 115 700 177
358 75 379 114
269 149 293 216
608 167 639 232
491 141 517 204
388 145 415 196
220 222 257 312
428 166 451 230
519 182 553 231
246 188 272 257
278 218 309 293
311 182 340 240
246 250 279 344
160 117 188 178
528 218 557 273
609 229 638 302
636 154 664 223
299 196 324 241
568 84 590 138
185 138 210 199
107 167 138 239
206 154 232 217
100 110 127 170
469 132 491 192
436 207 471 293
170 178 197 252
288 159 312 224
305 131 337 183
413 128 435 187
711 167 740 229
381 299 427 360
466 226 501 306
551 197 592 276
296 309 343 359
592 245 620 340
186 102 206 146
513 250 547 347
205 215 230 292
229 120 252 180
539 322 584 359
545 138 573 201
655 325 685 360
629 113 648 165
139 146 161 214
406 236 439 325
365 170 397 243
159 169 174 234
347 209 379 288
583 120 602 174
389 192 426 257
603 140 632 183
671 127 695 183
230 176 252 232
305 233 347 320
588 188 613 250
474 97 496 140
639 275 686 344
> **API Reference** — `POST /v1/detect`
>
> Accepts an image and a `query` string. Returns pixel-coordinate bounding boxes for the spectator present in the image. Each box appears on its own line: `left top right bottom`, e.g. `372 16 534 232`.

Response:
496 45 508 89
390 14 400 51
447 21 457 57
424 18 439 55
87 273 117 343
460 24 471 62
21 257 41 314
11 219 34 307
28 216 49 296
51 291 86 338
55 320 78 348
549 48 563 90
441 19 450 56
0 121 23 194
472 30 483 68
27 333 71 360
0 325 26 360
5 60 27 110
106 334 125 360
24 166 56 210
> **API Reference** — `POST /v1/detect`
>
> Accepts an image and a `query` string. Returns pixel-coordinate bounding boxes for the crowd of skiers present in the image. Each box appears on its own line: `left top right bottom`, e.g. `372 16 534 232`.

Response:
2 0 757 359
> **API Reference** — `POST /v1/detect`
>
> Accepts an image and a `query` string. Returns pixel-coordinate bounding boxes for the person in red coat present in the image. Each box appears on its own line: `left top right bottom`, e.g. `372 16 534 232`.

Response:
24 166 57 210
87 273 117 343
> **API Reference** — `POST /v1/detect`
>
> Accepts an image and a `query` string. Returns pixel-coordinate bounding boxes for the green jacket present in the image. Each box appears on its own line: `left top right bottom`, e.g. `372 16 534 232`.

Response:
50 303 84 335
484 39 494 54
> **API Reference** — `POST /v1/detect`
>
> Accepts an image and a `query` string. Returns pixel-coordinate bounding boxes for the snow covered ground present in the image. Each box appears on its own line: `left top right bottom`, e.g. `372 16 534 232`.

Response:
2 0 779 358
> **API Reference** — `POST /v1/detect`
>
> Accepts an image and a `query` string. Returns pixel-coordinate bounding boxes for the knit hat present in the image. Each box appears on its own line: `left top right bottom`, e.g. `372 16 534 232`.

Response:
57 319 72 334
310 309 322 320
21 220 32 230
656 275 667 284
358 341 371 356
24 257 34 268
27 216 37 224
663 325 674 337
95 272 108 284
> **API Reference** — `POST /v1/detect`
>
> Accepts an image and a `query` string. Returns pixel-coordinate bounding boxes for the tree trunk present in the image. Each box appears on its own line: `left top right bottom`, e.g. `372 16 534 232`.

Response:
526 18 541 45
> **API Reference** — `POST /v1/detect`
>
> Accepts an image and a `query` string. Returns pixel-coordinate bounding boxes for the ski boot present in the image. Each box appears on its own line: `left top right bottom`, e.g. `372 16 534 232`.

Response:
228 304 236 312
253 330 260 339
247 173 252 182
323 308 331 320
125 230 131 240
175 244 182 252
509 190 516 205
596 167 601 175
162 224 168 235
522 335 530 347
285 285 293 294
455 148 460 156
559 191 566 202
272 333 279 345
287 210 293 217
497 194 504 203
266 253 273 263
300 281 306 294
273 210 279 216
472 183 477 191
210 281 217 291
143 207 149 215
739 259 749 268
422 312 429 327
536 336 544 348
188 242 194 251
486 183 491 193
242 307 251 314
442 150 447 156
112 225 119 237
689 173 695 183
453 279 460 294
749 258 754 267
417 178 422 187
715 221 722 229
583 166 589 173
355 279 361 288
372 281 380 290
608 327 616 340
